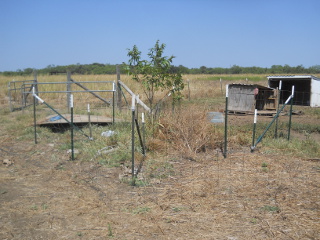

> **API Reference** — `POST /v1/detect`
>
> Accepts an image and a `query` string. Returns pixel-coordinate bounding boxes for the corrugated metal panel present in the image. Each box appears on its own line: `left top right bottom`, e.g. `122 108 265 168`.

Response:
311 79 320 107
267 75 320 80
267 75 320 107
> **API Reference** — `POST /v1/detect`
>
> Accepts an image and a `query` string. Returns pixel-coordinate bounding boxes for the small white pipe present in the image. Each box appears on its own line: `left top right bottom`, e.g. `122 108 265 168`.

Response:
131 94 135 111
141 112 145 123
87 103 90 112
32 87 44 103
226 84 229 97
291 85 295 98
34 95 44 103
254 109 257 124
70 94 73 108
279 80 282 90
284 95 292 105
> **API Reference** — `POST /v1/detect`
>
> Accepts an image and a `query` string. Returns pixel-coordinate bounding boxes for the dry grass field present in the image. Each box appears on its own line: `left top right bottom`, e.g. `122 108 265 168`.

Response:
0 74 319 239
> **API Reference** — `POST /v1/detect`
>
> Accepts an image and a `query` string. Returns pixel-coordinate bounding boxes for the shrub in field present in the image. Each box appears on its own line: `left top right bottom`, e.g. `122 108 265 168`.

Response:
154 105 223 159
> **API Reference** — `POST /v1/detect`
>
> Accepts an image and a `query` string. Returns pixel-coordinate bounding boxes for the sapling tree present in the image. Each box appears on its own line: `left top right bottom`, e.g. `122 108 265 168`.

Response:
125 40 184 115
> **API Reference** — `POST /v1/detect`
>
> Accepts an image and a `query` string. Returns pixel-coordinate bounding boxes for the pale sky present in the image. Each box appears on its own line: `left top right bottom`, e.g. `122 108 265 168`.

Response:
1 0 319 71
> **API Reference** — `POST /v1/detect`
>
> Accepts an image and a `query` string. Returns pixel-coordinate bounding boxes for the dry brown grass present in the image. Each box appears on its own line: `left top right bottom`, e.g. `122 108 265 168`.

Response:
154 105 223 159
0 73 319 239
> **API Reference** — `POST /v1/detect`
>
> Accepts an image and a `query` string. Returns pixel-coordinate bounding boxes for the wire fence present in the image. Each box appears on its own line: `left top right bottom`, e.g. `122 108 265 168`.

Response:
7 77 318 166
2 77 319 239
8 79 37 111
19 75 130 163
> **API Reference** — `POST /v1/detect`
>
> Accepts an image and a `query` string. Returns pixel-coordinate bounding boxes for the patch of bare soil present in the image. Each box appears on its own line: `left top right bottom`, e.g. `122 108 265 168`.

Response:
0 112 319 239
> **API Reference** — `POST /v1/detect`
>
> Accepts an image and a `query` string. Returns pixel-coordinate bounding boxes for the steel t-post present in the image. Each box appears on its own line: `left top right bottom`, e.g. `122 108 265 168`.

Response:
70 94 74 161
87 104 92 139
274 80 282 138
131 95 136 185
112 82 116 124
33 87 37 144
287 86 295 140
251 109 257 152
142 113 146 156
224 85 229 158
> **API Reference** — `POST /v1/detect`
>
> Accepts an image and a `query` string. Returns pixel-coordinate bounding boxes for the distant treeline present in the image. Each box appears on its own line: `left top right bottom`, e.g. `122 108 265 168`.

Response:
1 63 320 76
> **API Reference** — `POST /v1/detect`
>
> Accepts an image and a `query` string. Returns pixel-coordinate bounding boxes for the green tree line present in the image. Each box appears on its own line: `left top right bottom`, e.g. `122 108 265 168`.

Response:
172 64 320 75
1 63 319 76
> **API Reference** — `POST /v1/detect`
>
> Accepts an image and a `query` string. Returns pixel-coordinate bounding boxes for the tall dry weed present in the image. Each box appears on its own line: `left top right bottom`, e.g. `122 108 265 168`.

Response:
153 105 224 160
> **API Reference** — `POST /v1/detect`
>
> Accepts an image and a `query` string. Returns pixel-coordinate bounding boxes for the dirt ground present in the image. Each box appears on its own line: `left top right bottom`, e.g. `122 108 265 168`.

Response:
0 108 319 240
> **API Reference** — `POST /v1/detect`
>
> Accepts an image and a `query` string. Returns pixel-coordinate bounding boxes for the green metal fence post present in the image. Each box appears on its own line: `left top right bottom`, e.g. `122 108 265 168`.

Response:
224 84 229 158
33 87 37 144
113 82 115 124
251 109 257 152
70 94 74 161
131 95 136 185
67 71 71 113
288 85 294 141
88 103 92 139
274 80 282 138
142 113 146 156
